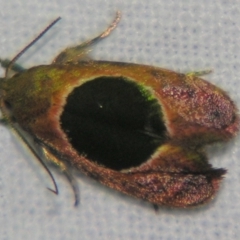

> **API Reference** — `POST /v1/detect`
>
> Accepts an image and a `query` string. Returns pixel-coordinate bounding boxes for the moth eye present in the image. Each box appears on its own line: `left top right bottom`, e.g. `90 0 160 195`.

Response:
60 76 167 170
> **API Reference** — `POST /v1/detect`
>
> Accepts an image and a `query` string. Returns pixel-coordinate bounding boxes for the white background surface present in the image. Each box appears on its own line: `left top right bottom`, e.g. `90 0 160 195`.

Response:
0 0 240 239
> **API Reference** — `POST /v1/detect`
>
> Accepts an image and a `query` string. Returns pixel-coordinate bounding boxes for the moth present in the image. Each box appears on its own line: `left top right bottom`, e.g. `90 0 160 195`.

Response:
0 12 238 208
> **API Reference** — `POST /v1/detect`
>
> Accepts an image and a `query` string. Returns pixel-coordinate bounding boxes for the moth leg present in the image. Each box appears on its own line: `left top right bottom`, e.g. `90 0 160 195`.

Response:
186 69 212 77
0 58 26 72
52 11 121 64
42 147 80 206
0 110 59 196
2 122 59 196
1 98 60 198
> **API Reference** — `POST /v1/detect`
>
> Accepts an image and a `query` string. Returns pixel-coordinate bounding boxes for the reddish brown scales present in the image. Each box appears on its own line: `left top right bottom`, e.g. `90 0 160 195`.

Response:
0 61 236 207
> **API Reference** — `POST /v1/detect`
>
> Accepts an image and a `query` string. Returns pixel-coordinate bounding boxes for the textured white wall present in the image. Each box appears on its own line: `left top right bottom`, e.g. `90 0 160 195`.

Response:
0 0 240 240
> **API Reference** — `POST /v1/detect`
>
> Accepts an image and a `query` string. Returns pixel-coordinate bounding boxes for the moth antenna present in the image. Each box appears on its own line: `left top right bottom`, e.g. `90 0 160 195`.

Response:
5 17 61 78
